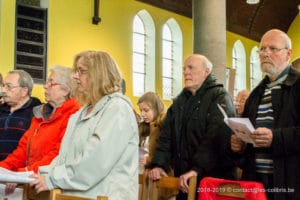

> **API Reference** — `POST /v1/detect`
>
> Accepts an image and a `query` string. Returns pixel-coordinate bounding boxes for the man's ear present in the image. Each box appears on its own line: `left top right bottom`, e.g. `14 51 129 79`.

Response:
205 67 211 76
21 87 29 97
286 49 293 61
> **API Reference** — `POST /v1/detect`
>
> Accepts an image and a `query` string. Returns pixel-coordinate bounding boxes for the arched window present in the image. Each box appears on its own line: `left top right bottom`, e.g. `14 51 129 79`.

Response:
250 46 262 90
161 18 182 100
232 40 246 97
132 10 155 96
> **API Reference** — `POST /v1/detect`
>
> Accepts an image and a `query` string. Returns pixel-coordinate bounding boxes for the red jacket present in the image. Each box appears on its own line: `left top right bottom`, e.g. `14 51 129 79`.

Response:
0 98 80 172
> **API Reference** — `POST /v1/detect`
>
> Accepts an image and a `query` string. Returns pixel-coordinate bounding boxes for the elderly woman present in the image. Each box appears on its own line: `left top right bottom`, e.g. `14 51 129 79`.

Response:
30 51 138 200
0 66 80 193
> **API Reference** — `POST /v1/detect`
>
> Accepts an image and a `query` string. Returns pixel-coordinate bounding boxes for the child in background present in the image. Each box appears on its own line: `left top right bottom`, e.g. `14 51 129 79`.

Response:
138 92 165 171
138 91 176 200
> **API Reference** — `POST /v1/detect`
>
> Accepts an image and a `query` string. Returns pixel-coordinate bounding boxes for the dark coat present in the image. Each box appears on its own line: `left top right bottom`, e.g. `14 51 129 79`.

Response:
240 67 300 200
151 73 237 199
0 97 41 160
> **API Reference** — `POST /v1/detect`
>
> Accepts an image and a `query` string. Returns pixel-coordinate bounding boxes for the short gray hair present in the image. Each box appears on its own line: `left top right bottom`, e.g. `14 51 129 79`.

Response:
284 34 292 49
262 29 292 49
8 70 34 96
49 65 74 98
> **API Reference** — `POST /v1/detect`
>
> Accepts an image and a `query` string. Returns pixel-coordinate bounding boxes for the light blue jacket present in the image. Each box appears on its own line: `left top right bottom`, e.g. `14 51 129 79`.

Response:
39 92 139 200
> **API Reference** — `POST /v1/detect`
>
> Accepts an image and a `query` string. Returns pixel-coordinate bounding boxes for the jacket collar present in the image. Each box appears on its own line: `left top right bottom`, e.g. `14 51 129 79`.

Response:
0 97 39 113
258 65 299 89
80 92 132 120
33 98 79 120
182 72 222 97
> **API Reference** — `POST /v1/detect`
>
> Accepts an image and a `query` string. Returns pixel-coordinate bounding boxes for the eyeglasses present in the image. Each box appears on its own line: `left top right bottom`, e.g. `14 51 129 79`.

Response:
2 84 21 91
44 79 61 88
73 68 88 76
257 46 288 54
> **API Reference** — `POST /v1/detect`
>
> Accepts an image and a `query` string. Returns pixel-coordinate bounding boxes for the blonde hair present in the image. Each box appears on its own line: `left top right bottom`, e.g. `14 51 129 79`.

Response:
138 92 165 141
73 50 122 105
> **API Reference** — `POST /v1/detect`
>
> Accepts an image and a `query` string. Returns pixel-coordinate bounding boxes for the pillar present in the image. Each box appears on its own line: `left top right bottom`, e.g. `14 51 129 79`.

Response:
193 0 227 85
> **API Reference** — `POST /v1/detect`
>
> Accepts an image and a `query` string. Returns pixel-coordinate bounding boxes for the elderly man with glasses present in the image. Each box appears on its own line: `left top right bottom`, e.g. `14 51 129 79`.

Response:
0 70 41 161
231 29 300 200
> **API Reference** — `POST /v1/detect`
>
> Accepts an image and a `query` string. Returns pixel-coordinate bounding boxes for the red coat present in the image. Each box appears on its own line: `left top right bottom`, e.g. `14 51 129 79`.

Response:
0 98 80 172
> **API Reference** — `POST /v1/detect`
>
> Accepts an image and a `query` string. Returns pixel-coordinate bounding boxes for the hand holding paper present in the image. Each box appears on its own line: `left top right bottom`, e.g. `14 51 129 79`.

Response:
217 104 256 146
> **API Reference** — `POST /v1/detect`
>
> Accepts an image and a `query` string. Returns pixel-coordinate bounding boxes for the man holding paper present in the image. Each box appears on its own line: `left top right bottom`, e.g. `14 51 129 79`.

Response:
231 29 300 200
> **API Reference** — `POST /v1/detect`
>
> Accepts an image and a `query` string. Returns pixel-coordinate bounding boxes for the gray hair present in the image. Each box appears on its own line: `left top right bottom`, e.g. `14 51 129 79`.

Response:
8 70 34 96
49 65 74 98
262 29 292 49
284 34 292 49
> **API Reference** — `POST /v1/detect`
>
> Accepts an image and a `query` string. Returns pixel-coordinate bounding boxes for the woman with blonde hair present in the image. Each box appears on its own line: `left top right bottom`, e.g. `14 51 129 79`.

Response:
138 91 176 200
138 92 165 167
30 50 138 200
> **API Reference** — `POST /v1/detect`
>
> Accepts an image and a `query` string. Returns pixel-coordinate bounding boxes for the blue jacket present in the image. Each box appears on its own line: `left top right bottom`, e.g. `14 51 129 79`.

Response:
0 97 41 160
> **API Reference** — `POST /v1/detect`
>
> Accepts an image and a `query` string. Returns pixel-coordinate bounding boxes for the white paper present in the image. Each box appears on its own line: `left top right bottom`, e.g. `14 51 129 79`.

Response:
0 167 34 184
0 184 23 200
217 104 256 145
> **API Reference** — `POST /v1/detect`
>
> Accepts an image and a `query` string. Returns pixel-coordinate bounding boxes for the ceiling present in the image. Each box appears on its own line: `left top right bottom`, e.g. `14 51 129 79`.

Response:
136 0 300 42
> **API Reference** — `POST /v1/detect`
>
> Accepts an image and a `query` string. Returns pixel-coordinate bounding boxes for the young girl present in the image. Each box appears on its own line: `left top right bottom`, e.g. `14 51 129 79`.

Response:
138 91 176 200
138 92 165 169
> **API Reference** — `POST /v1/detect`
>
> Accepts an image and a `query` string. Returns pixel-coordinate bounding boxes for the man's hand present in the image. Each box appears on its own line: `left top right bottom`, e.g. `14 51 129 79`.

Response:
251 127 273 147
148 167 167 180
29 174 49 193
231 134 246 153
179 170 197 193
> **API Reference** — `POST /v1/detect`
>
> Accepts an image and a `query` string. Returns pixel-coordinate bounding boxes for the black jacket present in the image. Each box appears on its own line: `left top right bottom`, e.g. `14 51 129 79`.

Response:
240 67 300 200
151 73 236 183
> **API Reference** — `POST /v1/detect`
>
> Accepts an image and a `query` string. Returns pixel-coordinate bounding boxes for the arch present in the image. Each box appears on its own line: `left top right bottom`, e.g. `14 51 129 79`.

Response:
132 9 155 96
250 46 262 90
161 18 182 99
232 40 246 96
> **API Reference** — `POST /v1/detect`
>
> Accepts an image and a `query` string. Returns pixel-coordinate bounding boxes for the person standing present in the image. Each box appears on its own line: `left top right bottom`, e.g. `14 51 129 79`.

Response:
231 29 300 200
234 89 250 117
149 54 236 200
0 70 41 160
30 50 138 200
138 91 176 200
